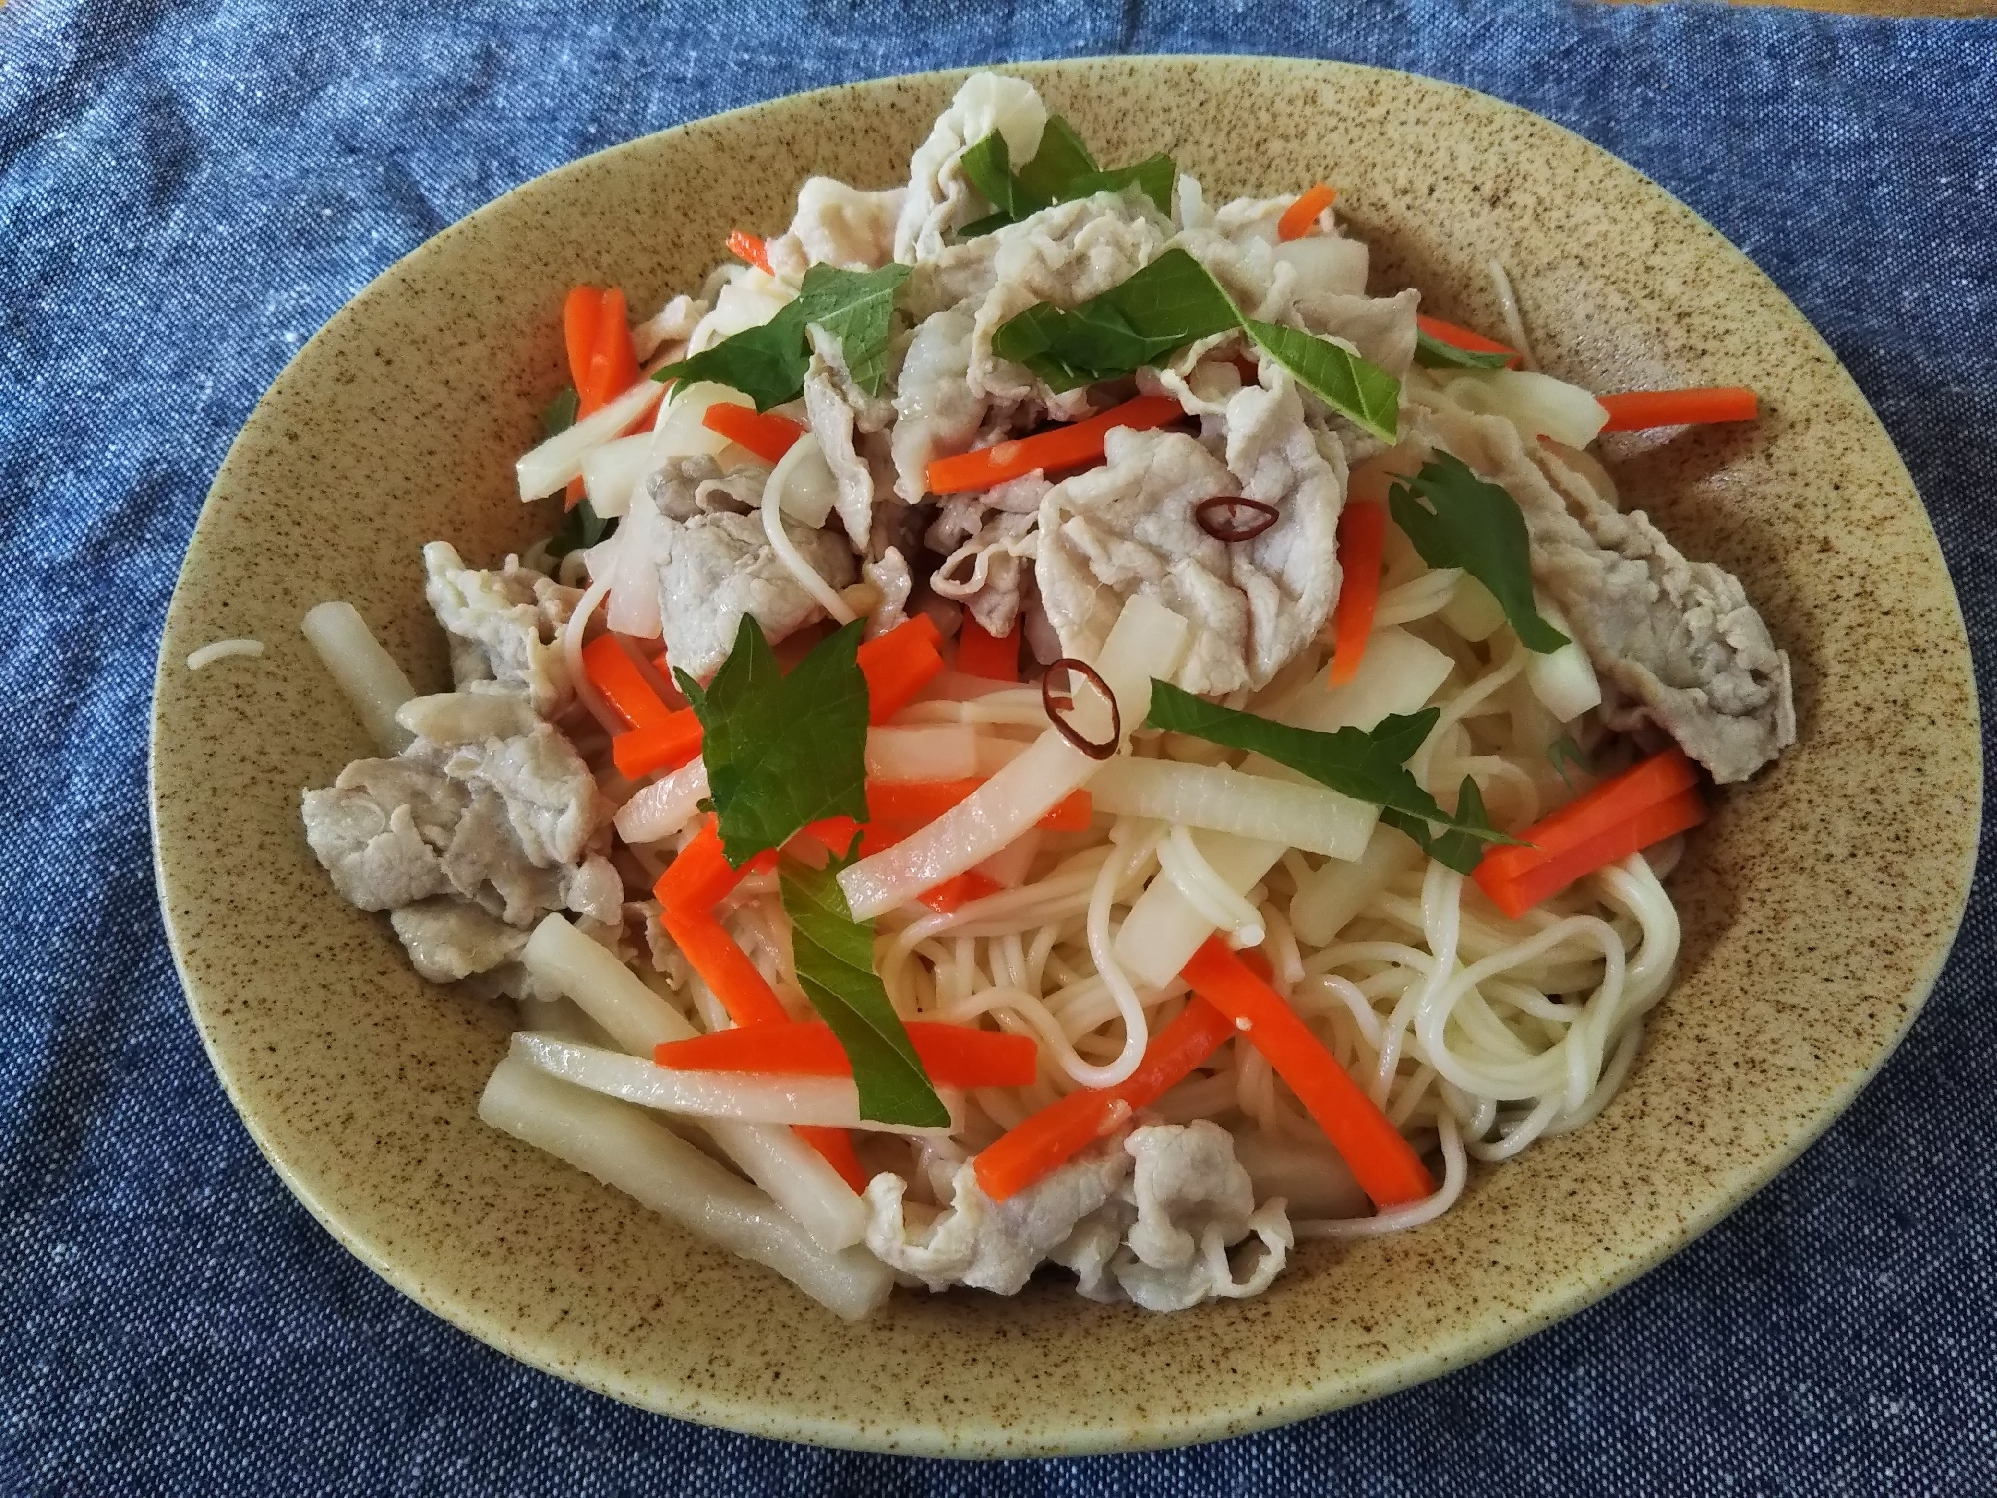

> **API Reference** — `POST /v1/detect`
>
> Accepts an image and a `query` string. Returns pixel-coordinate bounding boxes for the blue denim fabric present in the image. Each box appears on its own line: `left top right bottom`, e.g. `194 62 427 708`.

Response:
3 1 1995 1492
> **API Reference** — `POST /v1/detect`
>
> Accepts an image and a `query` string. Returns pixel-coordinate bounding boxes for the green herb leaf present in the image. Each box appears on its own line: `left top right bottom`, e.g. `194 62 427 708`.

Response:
957 115 1174 235
674 616 871 865
1547 734 1593 795
654 300 811 411
1384 775 1496 875
960 131 1044 221
1063 152 1175 215
540 384 580 438
1244 318 1402 441
1144 683 1515 873
792 262 912 397
1387 454 1569 653
992 247 1240 390
653 263 912 410
783 848 952 1128
1012 115 1098 202
988 248 1402 435
1414 328 1514 371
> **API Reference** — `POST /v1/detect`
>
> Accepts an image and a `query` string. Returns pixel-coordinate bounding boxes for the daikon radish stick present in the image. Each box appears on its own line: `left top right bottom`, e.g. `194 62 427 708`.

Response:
478 1054 890 1319
301 601 416 754
510 1032 964 1136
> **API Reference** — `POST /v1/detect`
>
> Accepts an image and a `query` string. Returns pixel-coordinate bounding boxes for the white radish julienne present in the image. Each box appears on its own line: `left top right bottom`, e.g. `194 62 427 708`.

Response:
838 594 1193 922
1523 594 1602 723
613 758 710 845
1432 368 1609 449
300 601 416 754
579 433 656 519
864 724 979 783
510 1032 965 1136
1086 757 1373 860
516 377 668 501
1289 821 1425 947
1113 627 1454 988
478 1055 891 1320
1438 575 1506 643
520 916 869 1252
766 430 839 529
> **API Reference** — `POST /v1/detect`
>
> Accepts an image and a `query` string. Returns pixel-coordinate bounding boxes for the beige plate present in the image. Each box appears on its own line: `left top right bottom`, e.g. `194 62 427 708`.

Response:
151 57 1980 1455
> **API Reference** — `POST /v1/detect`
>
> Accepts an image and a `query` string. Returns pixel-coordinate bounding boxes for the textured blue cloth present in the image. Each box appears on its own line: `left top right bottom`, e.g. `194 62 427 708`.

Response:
4 0 1995 1491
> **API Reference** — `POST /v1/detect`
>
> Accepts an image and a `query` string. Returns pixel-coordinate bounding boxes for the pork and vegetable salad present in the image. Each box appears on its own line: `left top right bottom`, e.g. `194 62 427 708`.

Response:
293 74 1794 1320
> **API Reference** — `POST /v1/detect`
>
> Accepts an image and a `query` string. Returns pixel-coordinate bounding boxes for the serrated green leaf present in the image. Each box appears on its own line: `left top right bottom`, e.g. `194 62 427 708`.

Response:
1013 115 1098 202
1388 453 1569 654
961 131 1045 221
1064 151 1175 215
1244 317 1402 441
991 247 1239 390
653 263 910 410
793 262 911 397
1547 734 1593 795
783 849 952 1128
675 616 871 865
1414 327 1514 371
1385 775 1496 875
1144 683 1517 872
540 384 579 438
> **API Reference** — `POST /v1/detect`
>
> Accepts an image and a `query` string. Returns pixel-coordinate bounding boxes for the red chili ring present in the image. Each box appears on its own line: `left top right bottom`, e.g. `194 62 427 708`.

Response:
1195 495 1280 543
1041 658 1121 761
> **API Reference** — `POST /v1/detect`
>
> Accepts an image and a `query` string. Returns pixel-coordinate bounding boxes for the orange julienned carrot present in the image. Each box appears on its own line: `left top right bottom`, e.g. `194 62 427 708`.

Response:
1181 938 1434 1208
659 906 790 1027
1477 789 1705 919
610 618 944 778
582 286 639 412
563 286 603 390
1471 746 1699 903
1277 182 1337 241
656 1019 1037 1089
956 615 1019 682
791 1124 868 1192
727 229 773 275
866 779 1091 832
702 402 807 464
1415 313 1521 368
653 819 779 913
918 871 1001 915
1596 387 1759 432
972 996 1240 1201
926 395 1184 495
1472 746 1704 917
581 634 674 733
1328 501 1387 685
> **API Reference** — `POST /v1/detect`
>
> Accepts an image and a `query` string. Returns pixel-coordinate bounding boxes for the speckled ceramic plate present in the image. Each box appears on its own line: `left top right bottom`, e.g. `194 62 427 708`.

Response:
150 57 1980 1455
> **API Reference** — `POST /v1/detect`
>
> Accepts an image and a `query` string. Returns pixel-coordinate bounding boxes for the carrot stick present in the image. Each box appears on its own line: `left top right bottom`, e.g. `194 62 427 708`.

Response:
653 819 776 912
1182 938 1434 1208
1473 747 1698 897
581 634 674 732
582 287 639 412
956 615 1019 682
865 779 1090 833
1328 501 1387 686
727 229 773 275
611 707 705 779
1277 182 1337 241
1476 788 1705 919
926 395 1184 495
856 620 944 722
611 618 942 778
1596 387 1759 432
702 402 806 463
791 1124 868 1192
918 871 1001 915
656 1019 1037 1089
1415 313 1521 368
563 286 603 389
972 997 1239 1201
659 906 791 1027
